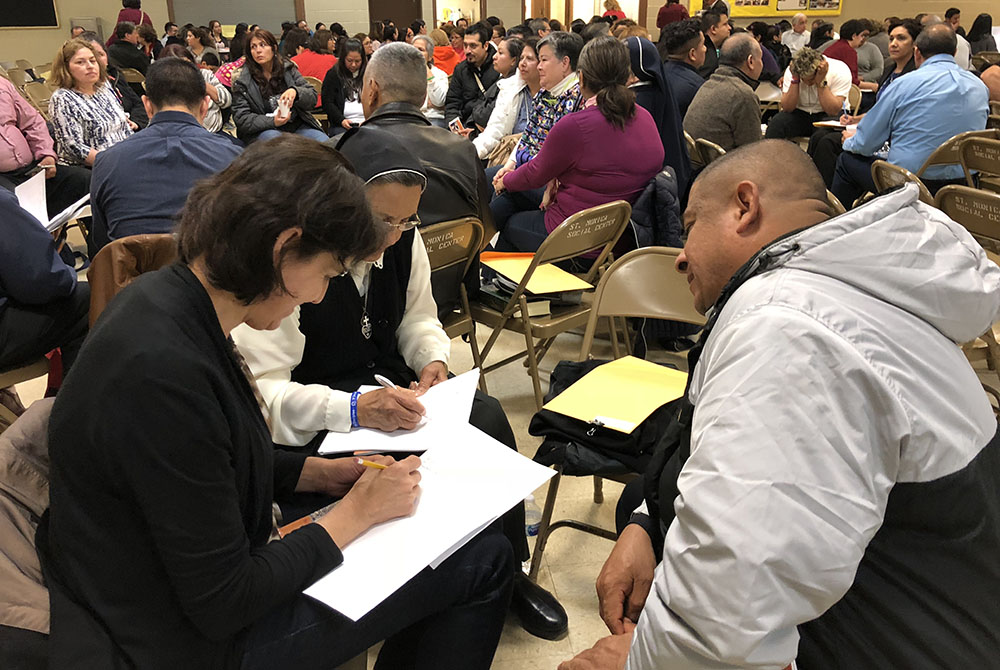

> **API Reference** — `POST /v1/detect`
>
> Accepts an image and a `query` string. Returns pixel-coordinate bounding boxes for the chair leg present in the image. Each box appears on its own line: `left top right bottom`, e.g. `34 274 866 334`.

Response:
520 297 545 410
983 327 1000 379
593 476 604 504
467 325 488 394
529 466 562 581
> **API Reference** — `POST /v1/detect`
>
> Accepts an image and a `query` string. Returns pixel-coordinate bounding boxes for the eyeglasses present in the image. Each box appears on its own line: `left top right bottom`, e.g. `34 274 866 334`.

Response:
383 213 421 231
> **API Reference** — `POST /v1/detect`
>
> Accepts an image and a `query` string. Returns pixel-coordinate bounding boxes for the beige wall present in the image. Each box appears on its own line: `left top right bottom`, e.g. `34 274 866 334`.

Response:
644 1 997 37
1 0 168 66
305 0 371 36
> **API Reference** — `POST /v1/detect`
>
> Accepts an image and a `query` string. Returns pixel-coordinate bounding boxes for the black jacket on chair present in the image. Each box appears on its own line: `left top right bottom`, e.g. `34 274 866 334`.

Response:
446 58 500 126
357 102 493 316
107 40 150 75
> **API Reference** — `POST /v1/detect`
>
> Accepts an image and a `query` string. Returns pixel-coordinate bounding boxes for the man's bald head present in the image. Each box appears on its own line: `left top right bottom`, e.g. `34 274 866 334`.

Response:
678 141 832 313
696 139 828 207
718 32 763 78
914 23 958 60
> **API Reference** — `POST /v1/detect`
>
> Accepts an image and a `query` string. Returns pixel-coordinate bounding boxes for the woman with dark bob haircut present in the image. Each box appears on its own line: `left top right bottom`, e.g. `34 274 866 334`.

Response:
39 135 514 668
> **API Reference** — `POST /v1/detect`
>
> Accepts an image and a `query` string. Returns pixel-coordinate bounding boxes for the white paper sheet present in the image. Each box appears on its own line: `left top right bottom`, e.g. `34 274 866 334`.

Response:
318 369 481 454
303 425 555 620
14 171 90 234
14 170 48 226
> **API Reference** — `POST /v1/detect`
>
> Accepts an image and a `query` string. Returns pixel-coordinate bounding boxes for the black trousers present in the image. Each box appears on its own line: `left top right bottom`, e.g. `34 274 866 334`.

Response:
240 525 513 669
807 127 844 188
0 162 91 220
0 282 90 375
764 109 828 140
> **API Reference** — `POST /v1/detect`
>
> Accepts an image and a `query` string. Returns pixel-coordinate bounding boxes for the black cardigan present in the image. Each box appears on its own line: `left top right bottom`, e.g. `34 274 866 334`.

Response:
321 66 361 128
40 264 343 669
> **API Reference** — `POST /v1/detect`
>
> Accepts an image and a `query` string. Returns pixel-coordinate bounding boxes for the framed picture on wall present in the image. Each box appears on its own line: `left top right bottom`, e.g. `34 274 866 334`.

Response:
0 1 59 28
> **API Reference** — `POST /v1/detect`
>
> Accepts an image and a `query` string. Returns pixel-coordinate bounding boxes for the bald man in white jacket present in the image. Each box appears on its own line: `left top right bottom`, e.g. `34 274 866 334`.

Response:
562 140 1000 670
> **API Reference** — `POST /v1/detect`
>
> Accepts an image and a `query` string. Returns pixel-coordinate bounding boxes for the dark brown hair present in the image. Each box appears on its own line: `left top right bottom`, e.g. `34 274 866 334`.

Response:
177 135 387 305
577 35 635 130
309 29 335 54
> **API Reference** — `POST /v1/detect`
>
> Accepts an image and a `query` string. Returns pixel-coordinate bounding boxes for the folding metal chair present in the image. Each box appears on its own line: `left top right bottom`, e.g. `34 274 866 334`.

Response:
695 138 725 166
934 185 1000 382
870 160 934 205
420 217 488 392
528 247 705 579
959 136 1000 193
471 201 632 409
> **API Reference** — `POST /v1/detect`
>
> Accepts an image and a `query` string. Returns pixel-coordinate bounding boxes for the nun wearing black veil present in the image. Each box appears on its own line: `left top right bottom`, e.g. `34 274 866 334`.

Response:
625 36 691 196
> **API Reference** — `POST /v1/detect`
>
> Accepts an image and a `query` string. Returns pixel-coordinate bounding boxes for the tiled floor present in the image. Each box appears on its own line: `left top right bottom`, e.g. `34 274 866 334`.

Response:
14 242 999 668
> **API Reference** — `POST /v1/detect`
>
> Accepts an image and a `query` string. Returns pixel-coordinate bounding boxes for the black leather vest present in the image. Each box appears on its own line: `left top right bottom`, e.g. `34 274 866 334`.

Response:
293 229 417 392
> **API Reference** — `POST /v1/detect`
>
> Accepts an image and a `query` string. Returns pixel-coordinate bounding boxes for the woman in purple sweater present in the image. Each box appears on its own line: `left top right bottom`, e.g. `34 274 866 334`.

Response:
495 35 664 253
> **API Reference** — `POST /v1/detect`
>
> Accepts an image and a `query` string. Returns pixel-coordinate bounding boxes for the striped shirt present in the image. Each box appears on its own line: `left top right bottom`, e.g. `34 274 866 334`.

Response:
49 84 133 165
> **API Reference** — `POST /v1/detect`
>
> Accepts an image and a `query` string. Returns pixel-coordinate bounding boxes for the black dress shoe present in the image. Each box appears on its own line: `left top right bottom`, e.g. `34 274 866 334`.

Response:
511 573 569 640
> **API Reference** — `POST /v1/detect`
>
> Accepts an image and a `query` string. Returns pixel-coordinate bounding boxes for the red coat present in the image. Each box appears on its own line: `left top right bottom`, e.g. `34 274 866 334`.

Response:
657 3 690 28
106 8 153 47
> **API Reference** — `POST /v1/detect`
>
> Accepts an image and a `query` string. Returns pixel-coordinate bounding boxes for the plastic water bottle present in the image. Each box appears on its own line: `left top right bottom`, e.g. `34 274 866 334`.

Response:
524 495 542 537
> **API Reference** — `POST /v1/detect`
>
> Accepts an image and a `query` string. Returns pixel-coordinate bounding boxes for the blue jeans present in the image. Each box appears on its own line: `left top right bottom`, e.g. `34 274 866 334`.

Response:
496 209 548 252
256 126 329 143
240 525 513 670
831 152 877 209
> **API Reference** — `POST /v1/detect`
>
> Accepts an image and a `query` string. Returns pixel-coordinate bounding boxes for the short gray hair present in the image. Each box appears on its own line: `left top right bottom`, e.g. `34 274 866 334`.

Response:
719 33 758 66
366 42 427 107
411 34 435 62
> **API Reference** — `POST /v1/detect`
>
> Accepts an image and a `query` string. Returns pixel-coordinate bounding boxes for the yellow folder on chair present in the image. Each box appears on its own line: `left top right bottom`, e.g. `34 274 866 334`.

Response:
543 356 688 434
480 252 593 295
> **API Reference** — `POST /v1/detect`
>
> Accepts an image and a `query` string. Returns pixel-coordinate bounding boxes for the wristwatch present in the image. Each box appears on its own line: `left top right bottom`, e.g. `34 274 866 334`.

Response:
818 79 829 89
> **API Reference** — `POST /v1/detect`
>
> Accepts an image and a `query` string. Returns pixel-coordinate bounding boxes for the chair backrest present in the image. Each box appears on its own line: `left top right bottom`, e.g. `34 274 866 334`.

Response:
420 217 484 276
988 115 1000 131
934 185 1000 255
695 138 726 165
848 84 862 115
421 217 484 328
870 159 934 205
120 67 145 84
88 234 178 327
959 136 1000 186
533 200 633 285
23 81 51 119
684 130 703 164
5 68 27 88
826 190 846 215
303 75 322 97
915 129 999 177
991 101 1000 116
15 59 32 72
579 247 706 359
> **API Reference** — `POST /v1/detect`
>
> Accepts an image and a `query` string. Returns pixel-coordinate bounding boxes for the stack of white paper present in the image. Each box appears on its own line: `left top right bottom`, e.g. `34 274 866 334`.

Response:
303 423 554 621
14 170 90 234
318 369 481 455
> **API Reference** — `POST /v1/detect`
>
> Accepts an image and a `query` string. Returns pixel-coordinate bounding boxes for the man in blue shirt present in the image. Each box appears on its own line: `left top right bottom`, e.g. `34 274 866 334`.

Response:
90 58 241 250
831 24 988 208
660 18 707 117
0 189 89 376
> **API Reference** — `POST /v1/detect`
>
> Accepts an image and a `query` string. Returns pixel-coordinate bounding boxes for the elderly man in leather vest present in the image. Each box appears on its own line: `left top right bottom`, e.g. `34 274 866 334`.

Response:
232 126 568 641
358 41 494 319
562 140 1000 669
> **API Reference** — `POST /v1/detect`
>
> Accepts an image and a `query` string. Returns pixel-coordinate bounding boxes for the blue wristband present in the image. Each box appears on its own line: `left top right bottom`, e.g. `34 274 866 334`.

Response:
350 391 360 428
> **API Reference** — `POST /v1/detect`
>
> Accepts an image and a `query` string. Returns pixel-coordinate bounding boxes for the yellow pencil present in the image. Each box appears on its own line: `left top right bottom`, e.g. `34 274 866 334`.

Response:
357 458 388 470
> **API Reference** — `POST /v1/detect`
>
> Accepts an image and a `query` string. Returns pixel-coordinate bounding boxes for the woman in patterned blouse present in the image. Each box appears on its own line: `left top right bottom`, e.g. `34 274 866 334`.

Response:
48 39 135 167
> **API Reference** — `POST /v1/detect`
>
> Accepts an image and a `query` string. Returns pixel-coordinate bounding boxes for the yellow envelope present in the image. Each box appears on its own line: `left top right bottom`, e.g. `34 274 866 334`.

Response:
543 356 688 434
481 252 593 295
